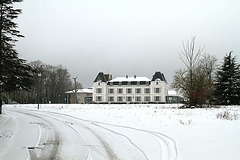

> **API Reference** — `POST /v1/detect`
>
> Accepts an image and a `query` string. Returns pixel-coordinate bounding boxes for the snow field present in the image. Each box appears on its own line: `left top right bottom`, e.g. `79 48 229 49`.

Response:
1 104 240 160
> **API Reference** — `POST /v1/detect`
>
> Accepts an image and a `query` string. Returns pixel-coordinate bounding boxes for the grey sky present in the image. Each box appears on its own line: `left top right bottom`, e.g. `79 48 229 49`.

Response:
15 0 240 88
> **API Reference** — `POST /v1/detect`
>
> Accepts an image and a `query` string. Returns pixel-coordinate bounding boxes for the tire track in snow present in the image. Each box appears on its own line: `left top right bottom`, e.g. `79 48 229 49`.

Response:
92 122 178 160
33 110 149 160
46 112 119 160
84 119 178 160
61 111 177 160
10 110 60 160
17 108 178 160
150 132 178 160
26 110 119 160
35 110 178 160
91 122 149 160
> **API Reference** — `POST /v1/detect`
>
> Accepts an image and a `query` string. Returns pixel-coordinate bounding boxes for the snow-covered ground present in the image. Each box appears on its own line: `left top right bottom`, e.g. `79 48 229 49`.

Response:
0 104 240 160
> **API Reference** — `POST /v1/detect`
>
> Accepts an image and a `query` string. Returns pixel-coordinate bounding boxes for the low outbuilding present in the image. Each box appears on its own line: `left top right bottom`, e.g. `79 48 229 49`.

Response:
65 88 93 104
166 90 185 104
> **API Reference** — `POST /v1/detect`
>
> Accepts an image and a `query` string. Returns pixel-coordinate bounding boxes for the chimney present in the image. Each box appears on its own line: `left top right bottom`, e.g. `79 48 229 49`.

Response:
110 75 112 80
134 75 136 79
126 75 128 79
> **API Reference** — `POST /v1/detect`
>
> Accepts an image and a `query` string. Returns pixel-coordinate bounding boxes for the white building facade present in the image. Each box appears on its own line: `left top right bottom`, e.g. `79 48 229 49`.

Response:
93 72 168 103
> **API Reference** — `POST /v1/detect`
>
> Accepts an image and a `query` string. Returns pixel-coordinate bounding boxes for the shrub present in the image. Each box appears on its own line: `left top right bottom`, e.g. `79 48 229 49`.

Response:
216 110 239 120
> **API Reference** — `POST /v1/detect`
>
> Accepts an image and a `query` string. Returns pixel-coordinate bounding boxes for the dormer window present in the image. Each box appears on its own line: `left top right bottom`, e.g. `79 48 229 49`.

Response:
156 78 161 85
122 81 127 85
137 81 140 86
146 81 150 86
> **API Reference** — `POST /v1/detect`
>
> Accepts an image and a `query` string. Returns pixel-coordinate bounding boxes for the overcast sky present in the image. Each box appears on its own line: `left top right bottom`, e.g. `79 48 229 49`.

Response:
15 0 240 88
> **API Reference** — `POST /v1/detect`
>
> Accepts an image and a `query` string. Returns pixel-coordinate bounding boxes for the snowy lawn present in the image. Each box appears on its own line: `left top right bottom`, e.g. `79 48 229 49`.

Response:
1 104 240 160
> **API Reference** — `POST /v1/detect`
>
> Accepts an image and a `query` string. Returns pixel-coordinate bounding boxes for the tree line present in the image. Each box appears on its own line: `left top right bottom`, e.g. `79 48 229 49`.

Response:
5 60 80 104
172 37 240 107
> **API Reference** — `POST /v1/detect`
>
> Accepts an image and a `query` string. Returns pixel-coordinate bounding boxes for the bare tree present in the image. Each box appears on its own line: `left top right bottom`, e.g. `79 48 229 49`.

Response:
200 54 218 81
199 54 218 105
180 36 204 92
172 37 217 107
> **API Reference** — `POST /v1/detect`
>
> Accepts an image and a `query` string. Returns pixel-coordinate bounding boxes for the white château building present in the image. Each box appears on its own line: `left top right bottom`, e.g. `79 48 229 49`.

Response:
93 71 168 103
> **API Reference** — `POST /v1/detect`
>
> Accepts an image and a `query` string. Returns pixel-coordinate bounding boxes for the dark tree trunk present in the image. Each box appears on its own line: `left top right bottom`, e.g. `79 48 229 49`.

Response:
0 98 2 114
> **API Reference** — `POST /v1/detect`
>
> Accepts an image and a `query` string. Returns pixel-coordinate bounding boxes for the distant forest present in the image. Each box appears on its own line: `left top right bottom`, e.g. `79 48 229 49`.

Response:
4 60 82 104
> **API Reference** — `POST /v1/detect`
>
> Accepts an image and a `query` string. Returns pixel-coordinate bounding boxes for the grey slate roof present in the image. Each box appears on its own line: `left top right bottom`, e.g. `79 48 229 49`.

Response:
94 72 109 82
94 71 167 83
152 72 167 82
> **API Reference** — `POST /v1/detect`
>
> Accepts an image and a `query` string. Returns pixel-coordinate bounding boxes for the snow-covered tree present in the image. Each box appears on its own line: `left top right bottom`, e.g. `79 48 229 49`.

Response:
0 0 34 114
214 52 240 105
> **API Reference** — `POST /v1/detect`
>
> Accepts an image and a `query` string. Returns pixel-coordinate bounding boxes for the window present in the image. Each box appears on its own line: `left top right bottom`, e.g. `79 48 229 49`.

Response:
118 88 123 94
144 96 150 102
110 82 113 86
117 96 123 102
136 96 141 102
155 88 160 93
113 82 119 85
96 88 102 93
109 88 114 94
144 88 150 93
154 96 160 101
127 96 132 102
108 96 114 102
131 81 137 85
140 81 146 85
122 81 128 85
140 81 151 85
96 96 102 101
127 88 132 94
136 88 141 94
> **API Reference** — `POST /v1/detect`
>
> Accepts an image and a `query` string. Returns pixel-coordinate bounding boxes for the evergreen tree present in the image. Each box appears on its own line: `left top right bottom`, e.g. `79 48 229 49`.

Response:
0 0 34 114
214 51 240 105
